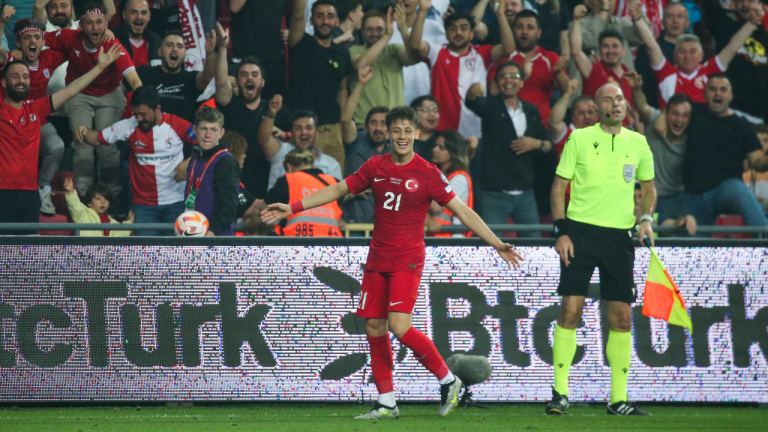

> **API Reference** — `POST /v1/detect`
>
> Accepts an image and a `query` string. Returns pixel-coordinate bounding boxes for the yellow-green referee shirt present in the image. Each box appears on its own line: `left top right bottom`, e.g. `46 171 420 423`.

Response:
556 123 655 230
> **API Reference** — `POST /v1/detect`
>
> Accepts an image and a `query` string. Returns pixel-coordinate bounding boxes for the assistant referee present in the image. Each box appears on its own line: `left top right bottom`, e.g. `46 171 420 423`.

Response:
546 83 657 416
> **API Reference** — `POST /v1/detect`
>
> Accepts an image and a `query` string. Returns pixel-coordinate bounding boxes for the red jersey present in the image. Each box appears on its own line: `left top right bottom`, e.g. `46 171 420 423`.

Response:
0 50 67 100
424 42 494 138
346 153 456 275
582 59 634 127
130 39 149 67
489 47 562 128
98 113 196 206
0 97 54 190
44 28 136 96
653 56 725 108
554 123 576 161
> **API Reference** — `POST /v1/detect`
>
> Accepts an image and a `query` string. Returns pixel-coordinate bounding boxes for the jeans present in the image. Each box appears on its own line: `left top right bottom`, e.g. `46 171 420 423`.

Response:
656 191 688 222
132 202 186 236
0 190 40 235
480 189 541 238
683 178 768 237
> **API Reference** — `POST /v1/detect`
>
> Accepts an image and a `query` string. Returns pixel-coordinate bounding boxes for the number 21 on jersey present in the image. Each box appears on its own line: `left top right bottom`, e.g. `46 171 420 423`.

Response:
383 192 401 211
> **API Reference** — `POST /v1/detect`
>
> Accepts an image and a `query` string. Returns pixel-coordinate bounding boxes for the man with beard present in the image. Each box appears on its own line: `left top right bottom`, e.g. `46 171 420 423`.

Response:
349 7 420 130
0 45 122 234
702 0 768 123
0 14 68 215
112 0 161 68
73 85 197 236
287 0 357 174
214 56 291 199
487 9 569 129
258 95 341 192
681 74 768 234
633 0 763 109
412 0 515 138
137 26 226 123
34 0 115 94
44 3 142 198
465 61 551 238
571 5 634 127
628 72 696 234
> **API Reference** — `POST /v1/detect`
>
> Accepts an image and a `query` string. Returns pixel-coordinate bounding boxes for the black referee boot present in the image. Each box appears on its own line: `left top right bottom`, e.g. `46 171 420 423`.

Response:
545 388 569 415
607 401 652 416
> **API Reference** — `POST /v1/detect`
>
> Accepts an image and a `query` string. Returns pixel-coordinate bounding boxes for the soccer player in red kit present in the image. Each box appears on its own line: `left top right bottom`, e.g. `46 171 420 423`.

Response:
262 106 523 419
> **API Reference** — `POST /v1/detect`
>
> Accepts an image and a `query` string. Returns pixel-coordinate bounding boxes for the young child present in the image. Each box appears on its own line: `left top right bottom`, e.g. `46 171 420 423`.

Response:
64 178 134 236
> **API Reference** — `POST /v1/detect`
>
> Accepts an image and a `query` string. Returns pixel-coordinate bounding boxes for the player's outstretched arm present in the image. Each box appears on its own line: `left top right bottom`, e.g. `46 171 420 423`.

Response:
52 45 122 111
445 197 524 269
261 180 352 225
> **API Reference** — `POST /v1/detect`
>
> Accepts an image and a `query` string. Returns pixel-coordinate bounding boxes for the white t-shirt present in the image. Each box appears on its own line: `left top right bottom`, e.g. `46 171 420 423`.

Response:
390 19 447 105
268 142 342 190
448 173 470 237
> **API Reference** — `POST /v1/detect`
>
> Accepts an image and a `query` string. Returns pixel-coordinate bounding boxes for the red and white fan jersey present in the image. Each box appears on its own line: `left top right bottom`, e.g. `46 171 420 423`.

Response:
98 113 196 206
554 123 577 161
44 28 135 96
424 42 494 138
0 50 67 100
653 57 725 108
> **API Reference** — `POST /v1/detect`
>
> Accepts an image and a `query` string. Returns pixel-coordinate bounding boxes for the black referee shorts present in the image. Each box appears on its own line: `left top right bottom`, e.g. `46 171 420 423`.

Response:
557 219 636 304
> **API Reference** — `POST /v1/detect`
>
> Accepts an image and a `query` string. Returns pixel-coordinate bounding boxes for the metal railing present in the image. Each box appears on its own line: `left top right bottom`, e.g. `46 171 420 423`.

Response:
2 222 767 238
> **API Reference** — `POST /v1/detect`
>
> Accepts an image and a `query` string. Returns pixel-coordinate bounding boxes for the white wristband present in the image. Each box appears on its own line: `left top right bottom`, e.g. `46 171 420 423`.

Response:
640 214 654 225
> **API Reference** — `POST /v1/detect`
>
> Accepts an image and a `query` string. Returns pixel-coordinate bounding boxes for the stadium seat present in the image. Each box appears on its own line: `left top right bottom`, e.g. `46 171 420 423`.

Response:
38 213 72 236
50 171 75 221
714 215 749 239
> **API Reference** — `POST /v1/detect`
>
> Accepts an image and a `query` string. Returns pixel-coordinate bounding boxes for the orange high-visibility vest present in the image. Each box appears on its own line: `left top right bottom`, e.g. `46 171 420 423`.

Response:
276 171 342 237
432 170 473 238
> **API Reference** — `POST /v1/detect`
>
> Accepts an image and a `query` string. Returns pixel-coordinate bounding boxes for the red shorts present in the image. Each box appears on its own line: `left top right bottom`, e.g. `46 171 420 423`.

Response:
356 270 421 319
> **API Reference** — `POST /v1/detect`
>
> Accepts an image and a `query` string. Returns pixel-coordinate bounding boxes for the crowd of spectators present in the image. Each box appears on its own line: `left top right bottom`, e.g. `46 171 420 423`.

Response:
1 0 768 237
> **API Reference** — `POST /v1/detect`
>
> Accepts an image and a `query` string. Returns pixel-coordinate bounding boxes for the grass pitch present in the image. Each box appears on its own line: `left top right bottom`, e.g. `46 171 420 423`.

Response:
0 403 765 431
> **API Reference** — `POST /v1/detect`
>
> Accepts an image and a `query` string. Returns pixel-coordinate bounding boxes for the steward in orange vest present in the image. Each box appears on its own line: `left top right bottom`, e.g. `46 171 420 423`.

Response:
266 150 342 237
432 170 474 237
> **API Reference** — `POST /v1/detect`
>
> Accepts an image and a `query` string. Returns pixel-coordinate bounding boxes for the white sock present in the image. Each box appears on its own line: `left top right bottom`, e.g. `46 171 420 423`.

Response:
438 371 455 385
377 391 396 407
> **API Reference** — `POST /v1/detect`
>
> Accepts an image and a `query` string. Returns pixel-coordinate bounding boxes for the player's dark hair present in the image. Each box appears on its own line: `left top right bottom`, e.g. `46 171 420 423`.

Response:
291 110 319 128
85 182 113 205
238 56 265 79
666 94 692 112
311 0 338 16
513 9 540 28
598 28 625 46
437 129 470 175
385 106 419 130
131 85 161 110
196 107 225 128
161 30 184 44
79 2 107 19
2 60 28 79
410 95 438 110
444 11 475 31
336 0 364 23
13 18 46 37
495 60 526 81
365 106 390 126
